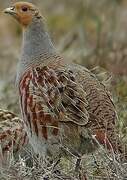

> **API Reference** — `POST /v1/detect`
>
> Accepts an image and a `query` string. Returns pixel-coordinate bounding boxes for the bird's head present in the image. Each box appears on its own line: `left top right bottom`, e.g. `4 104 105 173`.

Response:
4 2 42 27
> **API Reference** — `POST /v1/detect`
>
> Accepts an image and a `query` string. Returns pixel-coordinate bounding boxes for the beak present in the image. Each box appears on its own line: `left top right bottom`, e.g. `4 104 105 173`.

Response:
4 7 16 16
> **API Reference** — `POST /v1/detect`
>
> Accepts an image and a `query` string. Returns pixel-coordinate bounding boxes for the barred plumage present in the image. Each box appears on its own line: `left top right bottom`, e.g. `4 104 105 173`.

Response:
0 109 28 165
19 61 117 157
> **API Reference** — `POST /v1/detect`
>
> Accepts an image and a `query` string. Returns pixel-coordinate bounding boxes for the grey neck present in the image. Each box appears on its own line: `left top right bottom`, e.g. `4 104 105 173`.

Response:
16 18 56 83
21 19 56 60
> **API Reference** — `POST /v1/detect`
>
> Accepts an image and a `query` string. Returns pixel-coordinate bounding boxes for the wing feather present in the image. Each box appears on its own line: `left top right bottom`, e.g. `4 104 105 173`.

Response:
29 66 89 126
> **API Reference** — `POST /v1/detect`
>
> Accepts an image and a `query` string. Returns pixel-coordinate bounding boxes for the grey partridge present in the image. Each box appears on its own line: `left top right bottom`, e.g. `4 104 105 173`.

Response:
4 1 121 170
0 109 28 166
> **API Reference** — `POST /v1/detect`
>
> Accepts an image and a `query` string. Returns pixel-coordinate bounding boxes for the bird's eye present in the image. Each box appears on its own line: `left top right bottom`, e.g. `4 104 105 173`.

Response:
21 6 28 12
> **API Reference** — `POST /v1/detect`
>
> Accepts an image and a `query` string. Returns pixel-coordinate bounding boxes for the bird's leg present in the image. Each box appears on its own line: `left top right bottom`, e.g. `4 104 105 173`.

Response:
53 154 61 169
46 154 61 172
92 153 99 167
51 154 62 176
75 158 88 180
75 157 81 172
75 158 82 180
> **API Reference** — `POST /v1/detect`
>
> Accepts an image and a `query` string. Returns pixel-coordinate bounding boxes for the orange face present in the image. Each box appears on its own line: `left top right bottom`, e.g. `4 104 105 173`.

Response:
4 2 38 27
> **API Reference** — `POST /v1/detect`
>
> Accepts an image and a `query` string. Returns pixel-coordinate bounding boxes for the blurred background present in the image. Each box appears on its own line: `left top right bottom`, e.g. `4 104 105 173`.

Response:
0 0 127 156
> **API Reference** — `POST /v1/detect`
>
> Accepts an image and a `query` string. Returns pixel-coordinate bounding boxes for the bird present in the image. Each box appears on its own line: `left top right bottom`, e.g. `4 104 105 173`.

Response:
4 1 122 176
0 109 28 166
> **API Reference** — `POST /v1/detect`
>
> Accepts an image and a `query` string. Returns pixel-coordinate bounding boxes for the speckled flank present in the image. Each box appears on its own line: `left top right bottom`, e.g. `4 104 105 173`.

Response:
0 109 28 163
